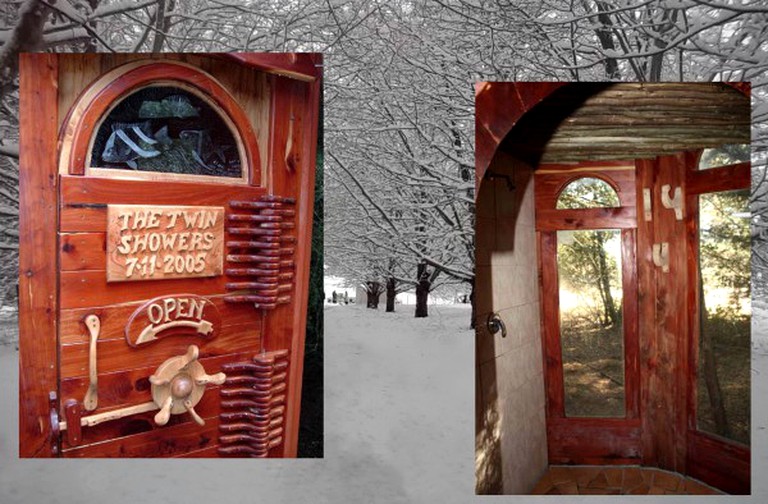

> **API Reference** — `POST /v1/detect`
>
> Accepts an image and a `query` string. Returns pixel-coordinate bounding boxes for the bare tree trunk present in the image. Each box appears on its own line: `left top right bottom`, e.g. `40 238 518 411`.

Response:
0 0 48 90
84 0 101 53
415 263 429 318
584 0 620 80
366 281 381 309
700 279 730 437
152 0 173 52
386 277 396 312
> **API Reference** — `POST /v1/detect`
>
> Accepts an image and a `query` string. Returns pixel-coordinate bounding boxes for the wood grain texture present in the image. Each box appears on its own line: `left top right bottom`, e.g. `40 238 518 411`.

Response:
686 431 750 495
273 72 321 456
60 352 254 416
635 158 658 467
60 322 260 379
475 82 749 196
18 54 59 458
535 207 637 231
534 163 636 209
686 161 750 195
539 231 564 418
224 53 321 81
547 418 642 465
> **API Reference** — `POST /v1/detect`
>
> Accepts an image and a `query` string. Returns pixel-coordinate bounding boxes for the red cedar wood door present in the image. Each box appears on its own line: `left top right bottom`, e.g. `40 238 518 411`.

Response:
535 162 641 465
18 54 320 458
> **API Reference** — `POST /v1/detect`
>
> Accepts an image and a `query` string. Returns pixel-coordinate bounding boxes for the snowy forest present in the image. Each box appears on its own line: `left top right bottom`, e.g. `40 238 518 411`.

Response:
1 0 767 324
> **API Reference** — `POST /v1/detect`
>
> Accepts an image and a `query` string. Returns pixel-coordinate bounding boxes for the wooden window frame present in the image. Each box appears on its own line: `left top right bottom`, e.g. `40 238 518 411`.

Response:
58 60 262 186
684 152 751 493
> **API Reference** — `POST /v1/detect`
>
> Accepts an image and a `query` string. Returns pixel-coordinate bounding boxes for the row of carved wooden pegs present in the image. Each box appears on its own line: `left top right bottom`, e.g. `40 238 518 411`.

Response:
225 195 296 310
218 349 289 457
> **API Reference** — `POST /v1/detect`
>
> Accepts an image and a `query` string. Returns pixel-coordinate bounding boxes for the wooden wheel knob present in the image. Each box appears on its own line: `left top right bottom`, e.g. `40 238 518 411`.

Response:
149 345 226 427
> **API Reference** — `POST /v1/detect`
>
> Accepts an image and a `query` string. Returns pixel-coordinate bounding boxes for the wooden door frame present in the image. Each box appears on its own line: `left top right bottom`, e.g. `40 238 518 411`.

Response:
19 53 60 458
536 164 641 464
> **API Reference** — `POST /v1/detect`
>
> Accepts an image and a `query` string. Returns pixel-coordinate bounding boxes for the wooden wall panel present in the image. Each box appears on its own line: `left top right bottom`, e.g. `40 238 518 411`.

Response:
653 153 689 473
635 158 658 466
18 54 59 458
547 419 642 465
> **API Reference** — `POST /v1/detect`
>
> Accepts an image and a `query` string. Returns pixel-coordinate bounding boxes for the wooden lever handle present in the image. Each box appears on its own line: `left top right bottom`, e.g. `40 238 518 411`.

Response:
83 314 100 411
195 372 226 386
154 396 173 426
184 400 205 426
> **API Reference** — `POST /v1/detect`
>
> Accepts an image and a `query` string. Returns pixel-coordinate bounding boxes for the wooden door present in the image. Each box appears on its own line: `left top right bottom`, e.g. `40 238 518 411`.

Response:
19 54 321 458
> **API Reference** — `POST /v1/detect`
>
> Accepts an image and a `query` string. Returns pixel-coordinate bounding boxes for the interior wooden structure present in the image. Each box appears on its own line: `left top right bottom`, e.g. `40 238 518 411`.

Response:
19 53 321 458
475 82 751 494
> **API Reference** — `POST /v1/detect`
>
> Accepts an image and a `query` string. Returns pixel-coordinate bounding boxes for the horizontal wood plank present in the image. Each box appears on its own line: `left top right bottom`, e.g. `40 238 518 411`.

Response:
60 352 251 414
62 409 221 457
60 269 228 309
60 323 261 379
60 175 266 232
60 294 260 344
686 162 750 195
547 418 642 464
60 232 106 271
535 206 637 231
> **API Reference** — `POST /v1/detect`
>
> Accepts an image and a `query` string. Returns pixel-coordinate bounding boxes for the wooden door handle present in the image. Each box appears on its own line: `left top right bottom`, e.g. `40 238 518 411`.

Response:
83 314 100 411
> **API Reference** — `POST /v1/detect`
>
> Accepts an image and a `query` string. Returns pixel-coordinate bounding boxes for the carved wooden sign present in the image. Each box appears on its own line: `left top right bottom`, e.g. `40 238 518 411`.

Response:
124 294 221 347
106 204 224 282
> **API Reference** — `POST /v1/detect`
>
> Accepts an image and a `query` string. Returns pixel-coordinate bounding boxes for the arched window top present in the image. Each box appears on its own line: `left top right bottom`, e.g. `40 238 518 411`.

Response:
556 177 620 209
698 144 750 170
90 85 242 178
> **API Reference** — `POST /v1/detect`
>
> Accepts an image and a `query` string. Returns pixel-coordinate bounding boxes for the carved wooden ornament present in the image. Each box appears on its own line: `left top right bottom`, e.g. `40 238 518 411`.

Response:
124 294 221 347
106 204 224 282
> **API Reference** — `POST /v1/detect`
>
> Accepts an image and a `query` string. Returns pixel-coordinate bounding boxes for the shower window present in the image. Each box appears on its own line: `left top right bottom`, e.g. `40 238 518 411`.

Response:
557 229 625 417
696 189 751 445
556 177 620 209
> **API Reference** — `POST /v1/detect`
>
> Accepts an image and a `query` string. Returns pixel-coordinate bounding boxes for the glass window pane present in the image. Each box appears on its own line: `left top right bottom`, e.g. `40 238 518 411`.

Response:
90 86 242 178
698 144 750 170
556 177 620 209
557 229 625 417
697 189 751 445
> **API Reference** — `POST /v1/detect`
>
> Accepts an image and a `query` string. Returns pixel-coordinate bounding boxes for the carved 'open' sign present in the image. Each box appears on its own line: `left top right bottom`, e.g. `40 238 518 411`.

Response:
125 294 221 347
106 204 224 282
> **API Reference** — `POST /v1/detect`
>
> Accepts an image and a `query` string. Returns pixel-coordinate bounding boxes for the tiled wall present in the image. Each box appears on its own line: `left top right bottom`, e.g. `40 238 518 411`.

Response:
475 153 548 494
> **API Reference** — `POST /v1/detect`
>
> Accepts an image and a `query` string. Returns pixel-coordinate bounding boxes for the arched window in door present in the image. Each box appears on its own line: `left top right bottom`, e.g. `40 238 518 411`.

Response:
556 177 620 209
90 86 242 178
